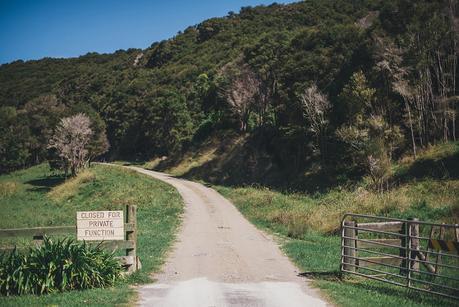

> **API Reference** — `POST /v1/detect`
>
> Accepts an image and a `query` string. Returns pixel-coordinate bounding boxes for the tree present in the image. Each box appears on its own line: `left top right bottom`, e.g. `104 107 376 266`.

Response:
23 95 66 164
222 63 261 132
244 32 289 128
337 71 402 191
70 103 110 164
374 36 418 159
137 89 193 157
0 107 30 173
339 70 376 123
299 83 331 161
48 113 93 176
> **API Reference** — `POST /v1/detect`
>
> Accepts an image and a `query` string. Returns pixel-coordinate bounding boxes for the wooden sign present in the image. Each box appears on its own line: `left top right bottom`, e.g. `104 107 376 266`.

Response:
77 211 124 241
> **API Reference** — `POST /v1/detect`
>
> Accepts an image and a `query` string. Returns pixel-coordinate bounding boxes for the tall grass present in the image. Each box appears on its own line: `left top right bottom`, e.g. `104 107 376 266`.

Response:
0 181 19 198
47 170 96 201
217 178 458 236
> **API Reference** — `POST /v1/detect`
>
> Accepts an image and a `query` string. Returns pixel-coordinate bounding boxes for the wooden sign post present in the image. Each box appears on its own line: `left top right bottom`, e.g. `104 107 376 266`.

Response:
77 210 124 241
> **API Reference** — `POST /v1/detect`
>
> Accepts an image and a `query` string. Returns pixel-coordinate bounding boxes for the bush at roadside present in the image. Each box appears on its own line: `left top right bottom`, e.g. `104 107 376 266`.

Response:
0 237 122 296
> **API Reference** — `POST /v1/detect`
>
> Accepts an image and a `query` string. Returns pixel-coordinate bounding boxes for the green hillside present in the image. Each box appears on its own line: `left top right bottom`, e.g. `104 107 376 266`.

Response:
1 0 457 191
1 1 458 305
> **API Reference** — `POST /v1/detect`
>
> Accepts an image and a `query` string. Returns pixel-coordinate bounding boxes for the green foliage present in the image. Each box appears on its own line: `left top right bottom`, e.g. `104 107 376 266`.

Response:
0 0 456 184
338 71 376 124
120 89 193 157
23 95 66 164
0 107 30 173
336 71 404 189
0 237 122 296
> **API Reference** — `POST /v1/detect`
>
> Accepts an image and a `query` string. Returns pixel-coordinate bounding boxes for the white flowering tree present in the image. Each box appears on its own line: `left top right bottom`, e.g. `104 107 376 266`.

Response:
48 113 93 176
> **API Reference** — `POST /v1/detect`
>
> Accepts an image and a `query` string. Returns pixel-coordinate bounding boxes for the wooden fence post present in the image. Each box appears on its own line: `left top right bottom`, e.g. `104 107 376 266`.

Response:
126 204 137 273
409 218 419 272
434 224 445 274
343 221 357 272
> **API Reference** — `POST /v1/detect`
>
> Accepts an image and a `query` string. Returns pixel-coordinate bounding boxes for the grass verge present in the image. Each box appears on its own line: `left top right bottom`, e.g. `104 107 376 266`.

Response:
216 184 458 307
0 163 183 306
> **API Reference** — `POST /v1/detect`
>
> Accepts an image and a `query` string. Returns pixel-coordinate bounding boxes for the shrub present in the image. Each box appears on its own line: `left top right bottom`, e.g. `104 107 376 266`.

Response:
0 237 122 296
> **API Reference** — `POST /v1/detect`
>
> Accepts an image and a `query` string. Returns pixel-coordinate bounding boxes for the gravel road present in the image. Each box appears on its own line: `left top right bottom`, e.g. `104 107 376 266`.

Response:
129 167 329 307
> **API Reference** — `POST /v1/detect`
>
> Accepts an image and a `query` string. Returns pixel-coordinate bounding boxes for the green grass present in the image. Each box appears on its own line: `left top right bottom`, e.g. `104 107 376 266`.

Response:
210 142 459 306
215 178 458 237
0 163 183 306
218 186 458 306
216 151 459 307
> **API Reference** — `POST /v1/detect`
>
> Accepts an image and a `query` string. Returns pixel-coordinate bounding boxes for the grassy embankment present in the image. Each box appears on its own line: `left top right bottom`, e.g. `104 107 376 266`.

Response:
214 142 459 307
0 164 183 306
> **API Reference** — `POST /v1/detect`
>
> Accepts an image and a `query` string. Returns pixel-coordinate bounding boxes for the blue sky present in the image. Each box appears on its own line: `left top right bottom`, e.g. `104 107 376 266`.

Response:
0 0 296 64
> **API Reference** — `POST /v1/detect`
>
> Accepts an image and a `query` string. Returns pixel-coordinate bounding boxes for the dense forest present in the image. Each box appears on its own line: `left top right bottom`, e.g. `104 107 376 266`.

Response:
0 0 457 189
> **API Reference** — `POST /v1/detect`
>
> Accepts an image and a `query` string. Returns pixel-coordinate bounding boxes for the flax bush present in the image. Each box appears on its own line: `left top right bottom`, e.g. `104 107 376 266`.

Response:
0 237 122 296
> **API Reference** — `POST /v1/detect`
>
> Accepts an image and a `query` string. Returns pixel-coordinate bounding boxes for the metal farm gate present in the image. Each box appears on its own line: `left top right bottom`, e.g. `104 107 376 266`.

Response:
341 214 459 300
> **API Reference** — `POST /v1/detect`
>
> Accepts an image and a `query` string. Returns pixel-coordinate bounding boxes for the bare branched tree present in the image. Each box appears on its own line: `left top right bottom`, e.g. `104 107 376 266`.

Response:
299 83 331 160
375 37 418 159
375 3 458 152
48 113 93 176
225 65 261 132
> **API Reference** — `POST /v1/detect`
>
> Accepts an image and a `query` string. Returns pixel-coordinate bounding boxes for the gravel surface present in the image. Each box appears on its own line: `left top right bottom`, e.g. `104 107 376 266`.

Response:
129 167 330 307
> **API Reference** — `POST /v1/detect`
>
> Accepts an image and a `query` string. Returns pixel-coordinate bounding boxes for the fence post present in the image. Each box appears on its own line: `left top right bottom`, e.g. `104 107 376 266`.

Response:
409 218 419 272
126 204 137 273
401 217 419 287
401 221 408 276
32 235 44 247
455 224 458 242
343 220 356 272
434 223 445 274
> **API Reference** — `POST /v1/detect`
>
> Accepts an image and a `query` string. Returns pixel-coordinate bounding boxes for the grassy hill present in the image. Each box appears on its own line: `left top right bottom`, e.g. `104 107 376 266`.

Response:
0 164 183 306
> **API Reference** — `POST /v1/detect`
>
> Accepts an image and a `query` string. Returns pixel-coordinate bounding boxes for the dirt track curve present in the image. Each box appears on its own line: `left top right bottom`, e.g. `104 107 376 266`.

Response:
129 167 329 307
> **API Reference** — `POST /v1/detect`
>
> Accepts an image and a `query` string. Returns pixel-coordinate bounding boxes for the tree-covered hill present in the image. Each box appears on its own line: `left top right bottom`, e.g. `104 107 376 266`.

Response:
1 0 457 189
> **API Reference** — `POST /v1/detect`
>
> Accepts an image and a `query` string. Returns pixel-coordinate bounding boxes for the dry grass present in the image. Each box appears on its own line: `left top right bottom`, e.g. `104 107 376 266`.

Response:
306 187 410 233
218 178 459 235
168 147 218 176
397 142 458 169
155 133 246 178
48 170 96 201
0 181 19 197
143 157 167 170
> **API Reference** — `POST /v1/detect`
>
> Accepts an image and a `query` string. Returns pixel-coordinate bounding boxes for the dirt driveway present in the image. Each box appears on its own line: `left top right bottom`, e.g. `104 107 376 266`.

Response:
129 167 329 307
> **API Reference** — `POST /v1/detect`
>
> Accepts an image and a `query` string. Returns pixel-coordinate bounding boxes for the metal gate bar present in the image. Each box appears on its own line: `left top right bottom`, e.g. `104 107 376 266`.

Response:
341 213 459 301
